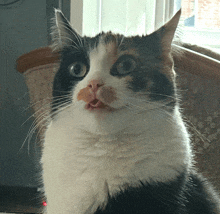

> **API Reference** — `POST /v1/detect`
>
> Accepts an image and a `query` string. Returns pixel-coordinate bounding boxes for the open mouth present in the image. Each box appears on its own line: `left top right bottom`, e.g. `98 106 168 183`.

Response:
85 99 108 110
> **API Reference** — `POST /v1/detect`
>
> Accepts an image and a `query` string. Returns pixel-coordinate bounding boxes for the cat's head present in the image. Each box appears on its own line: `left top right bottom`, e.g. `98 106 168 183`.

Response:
50 9 181 135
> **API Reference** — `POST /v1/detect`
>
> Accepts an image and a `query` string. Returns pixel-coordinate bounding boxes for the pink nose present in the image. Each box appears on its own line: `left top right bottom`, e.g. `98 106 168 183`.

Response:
88 80 104 92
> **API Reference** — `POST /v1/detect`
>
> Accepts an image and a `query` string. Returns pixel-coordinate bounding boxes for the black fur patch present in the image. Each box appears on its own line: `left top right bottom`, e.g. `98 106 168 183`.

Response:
125 35 176 106
52 47 89 115
94 172 219 214
85 34 102 50
148 71 175 101
128 66 175 106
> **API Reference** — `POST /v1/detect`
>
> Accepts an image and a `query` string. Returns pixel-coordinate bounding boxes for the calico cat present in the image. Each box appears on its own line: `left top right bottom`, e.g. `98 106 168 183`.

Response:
41 9 220 214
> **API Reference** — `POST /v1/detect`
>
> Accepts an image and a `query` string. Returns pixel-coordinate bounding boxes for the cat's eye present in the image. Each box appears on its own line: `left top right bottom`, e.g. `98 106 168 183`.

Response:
68 62 87 78
114 56 136 76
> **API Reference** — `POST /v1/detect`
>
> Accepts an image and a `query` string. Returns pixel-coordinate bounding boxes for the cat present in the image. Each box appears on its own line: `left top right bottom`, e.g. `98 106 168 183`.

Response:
41 8 220 214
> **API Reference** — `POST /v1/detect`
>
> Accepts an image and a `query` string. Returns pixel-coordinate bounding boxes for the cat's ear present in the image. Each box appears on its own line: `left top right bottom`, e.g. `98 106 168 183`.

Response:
153 9 181 52
51 9 83 51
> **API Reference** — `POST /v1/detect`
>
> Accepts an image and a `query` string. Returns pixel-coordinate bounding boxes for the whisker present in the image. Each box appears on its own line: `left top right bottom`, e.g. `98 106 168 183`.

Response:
22 97 51 113
118 35 125 49
21 102 51 127
144 93 179 102
52 90 73 94
123 101 176 127
22 94 71 128
182 115 211 144
19 98 72 154
119 93 211 146
19 109 50 154
117 90 178 102
117 91 176 108
24 94 69 113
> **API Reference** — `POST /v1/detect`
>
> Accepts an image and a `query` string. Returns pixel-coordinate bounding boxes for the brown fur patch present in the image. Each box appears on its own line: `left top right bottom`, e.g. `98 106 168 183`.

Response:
77 85 117 105
98 86 117 104
119 48 139 58
124 75 133 82
105 41 118 65
77 87 94 103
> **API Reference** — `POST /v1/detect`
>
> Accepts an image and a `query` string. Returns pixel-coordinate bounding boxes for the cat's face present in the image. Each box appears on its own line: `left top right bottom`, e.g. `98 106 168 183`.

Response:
50 9 180 135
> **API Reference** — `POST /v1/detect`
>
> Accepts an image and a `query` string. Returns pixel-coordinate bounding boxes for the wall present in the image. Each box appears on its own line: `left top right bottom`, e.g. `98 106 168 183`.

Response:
0 0 48 187
197 0 220 29
182 0 220 29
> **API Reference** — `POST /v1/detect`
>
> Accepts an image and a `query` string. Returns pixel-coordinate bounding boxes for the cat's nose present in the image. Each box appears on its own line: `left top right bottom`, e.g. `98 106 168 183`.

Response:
88 79 104 92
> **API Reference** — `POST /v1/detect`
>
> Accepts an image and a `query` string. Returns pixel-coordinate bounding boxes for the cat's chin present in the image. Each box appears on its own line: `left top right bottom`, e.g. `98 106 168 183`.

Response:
74 103 131 135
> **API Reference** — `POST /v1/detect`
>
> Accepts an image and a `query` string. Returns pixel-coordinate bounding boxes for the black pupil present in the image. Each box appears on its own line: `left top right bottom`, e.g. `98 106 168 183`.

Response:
74 64 82 75
122 60 132 71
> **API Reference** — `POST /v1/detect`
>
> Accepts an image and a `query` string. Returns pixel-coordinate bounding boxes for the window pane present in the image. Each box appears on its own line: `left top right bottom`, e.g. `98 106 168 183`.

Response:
101 0 127 34
180 0 220 52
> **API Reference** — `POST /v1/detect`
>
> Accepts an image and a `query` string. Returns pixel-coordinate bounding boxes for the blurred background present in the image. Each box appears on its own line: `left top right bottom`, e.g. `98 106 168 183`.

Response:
0 0 70 188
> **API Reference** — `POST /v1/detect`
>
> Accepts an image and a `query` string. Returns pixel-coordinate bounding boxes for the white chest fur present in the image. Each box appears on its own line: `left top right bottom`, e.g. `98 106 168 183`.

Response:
42 107 191 214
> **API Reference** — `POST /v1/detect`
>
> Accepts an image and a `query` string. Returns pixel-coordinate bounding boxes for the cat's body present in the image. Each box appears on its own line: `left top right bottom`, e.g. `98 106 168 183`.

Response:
41 9 220 214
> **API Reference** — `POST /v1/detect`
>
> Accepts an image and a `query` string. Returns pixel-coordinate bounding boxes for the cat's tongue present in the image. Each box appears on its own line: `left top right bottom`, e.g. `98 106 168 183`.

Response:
85 99 107 110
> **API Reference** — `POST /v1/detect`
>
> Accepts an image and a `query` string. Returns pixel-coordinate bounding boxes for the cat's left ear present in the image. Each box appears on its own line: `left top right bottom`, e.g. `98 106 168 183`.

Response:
154 9 181 52
51 9 83 51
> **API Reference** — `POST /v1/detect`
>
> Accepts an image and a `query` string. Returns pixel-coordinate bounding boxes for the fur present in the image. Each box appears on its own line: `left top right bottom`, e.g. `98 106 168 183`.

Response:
41 9 220 214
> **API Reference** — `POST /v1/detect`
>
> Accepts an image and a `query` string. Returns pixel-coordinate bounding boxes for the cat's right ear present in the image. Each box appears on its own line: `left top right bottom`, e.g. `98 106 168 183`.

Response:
51 9 83 52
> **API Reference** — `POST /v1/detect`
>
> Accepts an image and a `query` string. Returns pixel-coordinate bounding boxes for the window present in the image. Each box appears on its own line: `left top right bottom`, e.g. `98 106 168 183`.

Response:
71 0 181 37
70 0 220 53
180 0 220 53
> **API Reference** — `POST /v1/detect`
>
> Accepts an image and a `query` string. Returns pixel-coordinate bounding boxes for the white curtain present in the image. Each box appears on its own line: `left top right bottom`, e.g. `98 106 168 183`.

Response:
81 0 181 37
